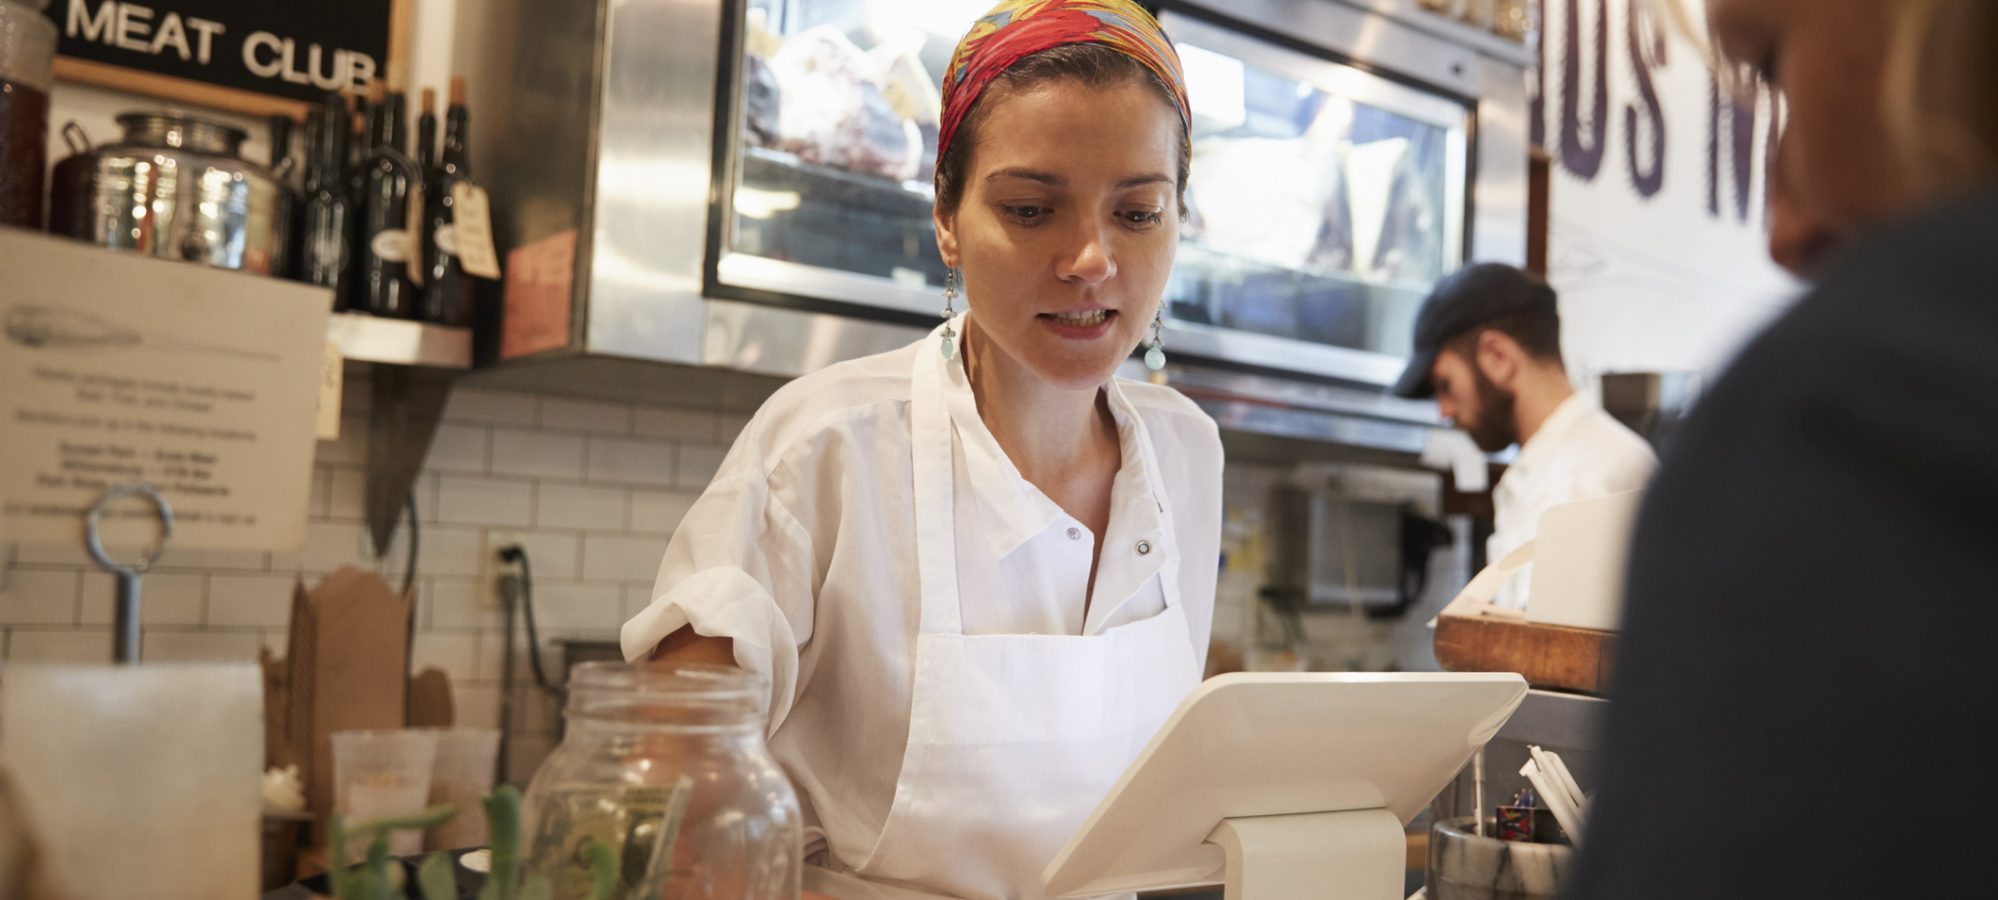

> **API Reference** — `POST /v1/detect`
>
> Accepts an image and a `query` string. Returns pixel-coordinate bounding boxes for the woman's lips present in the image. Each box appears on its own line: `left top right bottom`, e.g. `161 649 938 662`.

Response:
1037 309 1118 340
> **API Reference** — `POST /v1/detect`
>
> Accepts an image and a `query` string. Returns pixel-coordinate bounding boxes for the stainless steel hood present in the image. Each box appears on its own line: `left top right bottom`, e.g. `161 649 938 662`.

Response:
451 0 1535 452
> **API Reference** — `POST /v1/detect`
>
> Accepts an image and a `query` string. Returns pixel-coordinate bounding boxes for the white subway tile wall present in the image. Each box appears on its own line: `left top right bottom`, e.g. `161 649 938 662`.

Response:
327 468 368 520
491 430 589 480
632 407 717 443
0 371 1328 785
622 585 656 622
581 535 668 585
442 387 540 427
8 628 116 663
535 483 627 531
0 569 81 626
78 571 205 626
427 577 502 631
143 629 267 663
436 476 535 527
0 374 742 782
627 490 697 536
540 397 634 435
426 424 494 475
308 469 333 518
501 533 583 581
525 582 626 631
206 574 301 628
586 438 678 487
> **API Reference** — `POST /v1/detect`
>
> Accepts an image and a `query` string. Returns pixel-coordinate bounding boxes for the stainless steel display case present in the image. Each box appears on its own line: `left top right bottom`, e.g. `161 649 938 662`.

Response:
711 0 1473 384
1159 8 1473 385
453 0 1534 450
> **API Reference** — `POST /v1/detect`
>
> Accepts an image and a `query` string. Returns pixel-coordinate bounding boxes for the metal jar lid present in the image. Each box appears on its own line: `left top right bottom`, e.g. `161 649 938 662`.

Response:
114 112 252 158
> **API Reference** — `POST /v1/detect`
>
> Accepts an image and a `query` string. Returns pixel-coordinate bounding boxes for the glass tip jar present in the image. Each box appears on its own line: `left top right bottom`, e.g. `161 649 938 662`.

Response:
522 662 802 900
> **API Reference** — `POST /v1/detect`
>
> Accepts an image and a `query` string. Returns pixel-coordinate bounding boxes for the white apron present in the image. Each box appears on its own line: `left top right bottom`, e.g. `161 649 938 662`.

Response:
805 346 1202 900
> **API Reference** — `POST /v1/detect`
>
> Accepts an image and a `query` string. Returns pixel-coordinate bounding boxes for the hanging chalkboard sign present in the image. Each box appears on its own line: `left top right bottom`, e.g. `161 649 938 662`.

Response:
49 0 408 117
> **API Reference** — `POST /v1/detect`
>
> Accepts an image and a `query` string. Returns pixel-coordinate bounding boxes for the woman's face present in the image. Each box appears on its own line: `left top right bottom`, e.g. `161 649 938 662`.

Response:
1708 0 1915 273
935 78 1182 391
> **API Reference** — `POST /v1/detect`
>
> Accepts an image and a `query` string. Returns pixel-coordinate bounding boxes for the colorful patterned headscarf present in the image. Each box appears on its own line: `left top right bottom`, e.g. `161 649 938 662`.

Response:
937 0 1191 175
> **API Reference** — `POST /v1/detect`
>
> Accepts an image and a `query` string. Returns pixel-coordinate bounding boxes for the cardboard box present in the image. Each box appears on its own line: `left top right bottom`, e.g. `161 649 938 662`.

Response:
281 568 413 836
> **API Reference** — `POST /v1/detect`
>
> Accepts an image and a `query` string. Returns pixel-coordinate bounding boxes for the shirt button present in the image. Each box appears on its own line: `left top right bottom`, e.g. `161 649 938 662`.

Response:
1066 527 1082 541
1136 540 1153 556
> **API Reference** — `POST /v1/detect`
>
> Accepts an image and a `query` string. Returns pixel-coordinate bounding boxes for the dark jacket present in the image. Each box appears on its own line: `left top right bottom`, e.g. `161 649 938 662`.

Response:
1571 186 1998 898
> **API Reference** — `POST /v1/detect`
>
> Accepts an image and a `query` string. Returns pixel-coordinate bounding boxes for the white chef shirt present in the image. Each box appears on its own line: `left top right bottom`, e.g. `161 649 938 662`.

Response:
620 332 1224 868
1490 393 1658 609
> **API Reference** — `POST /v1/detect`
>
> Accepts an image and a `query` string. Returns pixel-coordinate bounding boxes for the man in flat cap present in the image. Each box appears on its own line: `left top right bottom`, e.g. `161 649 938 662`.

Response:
1395 263 1657 609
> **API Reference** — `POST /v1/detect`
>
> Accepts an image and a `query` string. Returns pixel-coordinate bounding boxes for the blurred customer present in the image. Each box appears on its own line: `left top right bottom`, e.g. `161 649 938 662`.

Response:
1574 1 1998 897
1392 263 1656 609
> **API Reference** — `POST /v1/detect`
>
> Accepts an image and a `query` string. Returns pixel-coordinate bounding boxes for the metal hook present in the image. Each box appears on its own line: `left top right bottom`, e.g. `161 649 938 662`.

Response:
86 484 174 573
61 121 92 157
85 484 174 663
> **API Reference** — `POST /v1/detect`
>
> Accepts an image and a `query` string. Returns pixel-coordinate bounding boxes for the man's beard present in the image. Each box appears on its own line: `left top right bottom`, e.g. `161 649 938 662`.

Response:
1465 364 1519 453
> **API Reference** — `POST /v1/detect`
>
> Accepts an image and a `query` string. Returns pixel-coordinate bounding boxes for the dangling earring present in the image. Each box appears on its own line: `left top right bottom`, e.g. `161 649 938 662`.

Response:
940 268 960 360
1144 309 1167 371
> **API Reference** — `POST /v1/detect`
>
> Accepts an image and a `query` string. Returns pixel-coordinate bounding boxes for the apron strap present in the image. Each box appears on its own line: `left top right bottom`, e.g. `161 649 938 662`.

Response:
910 325 965 636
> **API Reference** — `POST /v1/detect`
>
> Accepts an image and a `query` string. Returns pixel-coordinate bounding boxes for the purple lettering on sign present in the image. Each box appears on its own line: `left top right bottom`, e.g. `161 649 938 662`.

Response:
1560 0 1610 180
1624 0 1666 198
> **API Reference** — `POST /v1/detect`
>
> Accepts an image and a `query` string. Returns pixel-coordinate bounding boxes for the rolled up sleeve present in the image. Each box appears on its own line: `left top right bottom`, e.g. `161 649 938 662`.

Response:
620 451 818 735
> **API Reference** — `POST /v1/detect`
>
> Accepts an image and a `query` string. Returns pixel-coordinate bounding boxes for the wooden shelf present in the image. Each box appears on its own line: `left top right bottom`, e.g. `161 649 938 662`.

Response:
326 312 472 369
1434 614 1617 696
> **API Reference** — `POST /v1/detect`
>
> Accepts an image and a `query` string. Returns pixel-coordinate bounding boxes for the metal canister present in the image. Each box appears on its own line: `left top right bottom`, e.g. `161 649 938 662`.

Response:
1427 816 1575 900
48 112 297 275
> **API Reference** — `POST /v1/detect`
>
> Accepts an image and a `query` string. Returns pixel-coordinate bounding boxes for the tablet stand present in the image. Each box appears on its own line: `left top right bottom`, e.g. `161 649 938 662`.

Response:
1209 807 1403 900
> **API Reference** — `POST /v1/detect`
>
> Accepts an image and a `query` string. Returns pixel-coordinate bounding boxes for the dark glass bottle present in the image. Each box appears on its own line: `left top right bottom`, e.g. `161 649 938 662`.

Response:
416 87 437 177
274 112 302 279
343 84 379 313
301 95 353 308
359 83 421 318
419 77 473 327
267 113 294 173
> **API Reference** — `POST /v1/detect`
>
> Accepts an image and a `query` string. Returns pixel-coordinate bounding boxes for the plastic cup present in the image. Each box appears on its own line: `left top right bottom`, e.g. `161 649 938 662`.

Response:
332 729 440 860
424 728 502 850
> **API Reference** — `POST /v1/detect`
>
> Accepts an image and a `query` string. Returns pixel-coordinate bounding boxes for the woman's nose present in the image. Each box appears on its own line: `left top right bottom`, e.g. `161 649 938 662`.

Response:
1055 221 1117 285
1766 132 1841 277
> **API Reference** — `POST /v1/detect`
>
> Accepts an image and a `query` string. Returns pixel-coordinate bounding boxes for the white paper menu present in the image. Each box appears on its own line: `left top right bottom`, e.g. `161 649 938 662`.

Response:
0 230 332 552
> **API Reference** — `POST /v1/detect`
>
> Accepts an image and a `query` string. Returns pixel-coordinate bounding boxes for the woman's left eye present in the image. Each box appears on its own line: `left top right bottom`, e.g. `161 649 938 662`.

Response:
1120 210 1165 228
1002 205 1051 225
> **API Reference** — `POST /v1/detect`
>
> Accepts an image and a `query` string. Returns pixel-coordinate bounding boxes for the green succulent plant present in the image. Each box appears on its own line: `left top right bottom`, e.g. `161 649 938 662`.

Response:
325 786 620 900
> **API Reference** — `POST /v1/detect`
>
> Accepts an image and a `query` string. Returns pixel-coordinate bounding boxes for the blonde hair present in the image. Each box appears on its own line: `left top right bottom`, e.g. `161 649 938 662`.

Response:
1883 0 1998 194
1645 0 1998 193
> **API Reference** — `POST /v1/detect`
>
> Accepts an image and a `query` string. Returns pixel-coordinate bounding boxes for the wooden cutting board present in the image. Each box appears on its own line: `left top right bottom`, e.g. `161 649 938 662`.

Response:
1433 614 1617 695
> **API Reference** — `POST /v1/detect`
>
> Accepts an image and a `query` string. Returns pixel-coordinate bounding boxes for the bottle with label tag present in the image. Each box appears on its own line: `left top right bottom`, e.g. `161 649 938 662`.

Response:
359 72 421 318
418 77 474 327
301 94 353 308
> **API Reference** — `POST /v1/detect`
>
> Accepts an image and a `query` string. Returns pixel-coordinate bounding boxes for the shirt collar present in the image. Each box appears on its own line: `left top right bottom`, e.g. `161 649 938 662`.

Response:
932 314 1163 561
1511 392 1594 474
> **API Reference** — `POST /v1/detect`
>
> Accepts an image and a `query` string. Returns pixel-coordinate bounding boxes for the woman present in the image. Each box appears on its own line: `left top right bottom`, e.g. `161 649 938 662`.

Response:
1576 1 1997 897
620 3 1221 898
